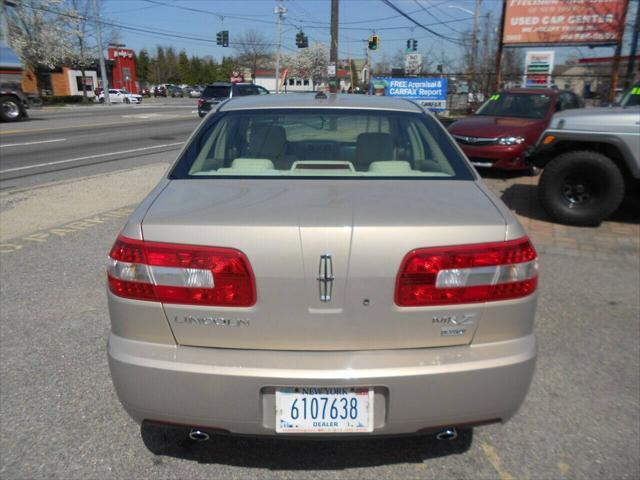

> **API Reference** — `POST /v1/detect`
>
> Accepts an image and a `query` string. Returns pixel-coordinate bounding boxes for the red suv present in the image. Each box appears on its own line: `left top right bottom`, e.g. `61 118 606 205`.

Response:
448 89 582 171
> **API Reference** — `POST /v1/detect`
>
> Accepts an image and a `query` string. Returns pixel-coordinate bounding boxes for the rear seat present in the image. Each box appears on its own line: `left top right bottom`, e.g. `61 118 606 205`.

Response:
217 158 278 173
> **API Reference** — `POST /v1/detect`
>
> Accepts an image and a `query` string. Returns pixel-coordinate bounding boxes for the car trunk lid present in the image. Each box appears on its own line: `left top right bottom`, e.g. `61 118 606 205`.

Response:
142 179 507 350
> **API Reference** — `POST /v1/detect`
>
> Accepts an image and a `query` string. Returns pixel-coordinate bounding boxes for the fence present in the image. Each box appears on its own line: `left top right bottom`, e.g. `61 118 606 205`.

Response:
418 70 639 118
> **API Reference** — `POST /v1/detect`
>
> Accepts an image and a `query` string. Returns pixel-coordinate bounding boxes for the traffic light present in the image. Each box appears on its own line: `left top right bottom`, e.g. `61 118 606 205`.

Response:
406 39 411 51
217 31 229 47
295 31 308 48
368 34 379 50
412 39 418 51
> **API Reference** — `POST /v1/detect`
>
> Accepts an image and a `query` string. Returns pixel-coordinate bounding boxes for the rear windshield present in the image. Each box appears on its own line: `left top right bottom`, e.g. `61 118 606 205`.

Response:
203 86 231 98
475 92 552 119
170 109 474 180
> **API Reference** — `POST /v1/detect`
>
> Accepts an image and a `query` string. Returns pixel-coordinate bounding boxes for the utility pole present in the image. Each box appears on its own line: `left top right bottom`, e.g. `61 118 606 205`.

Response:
274 1 286 94
329 0 339 93
608 0 630 102
470 0 480 93
92 0 110 104
624 0 639 88
494 0 506 91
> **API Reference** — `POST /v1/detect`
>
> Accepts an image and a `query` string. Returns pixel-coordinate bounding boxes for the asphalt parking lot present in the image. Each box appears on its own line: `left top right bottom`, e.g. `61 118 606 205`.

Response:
1 149 639 478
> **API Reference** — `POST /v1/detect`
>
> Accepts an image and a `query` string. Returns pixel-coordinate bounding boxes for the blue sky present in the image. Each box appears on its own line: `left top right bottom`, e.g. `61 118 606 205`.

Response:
101 0 633 66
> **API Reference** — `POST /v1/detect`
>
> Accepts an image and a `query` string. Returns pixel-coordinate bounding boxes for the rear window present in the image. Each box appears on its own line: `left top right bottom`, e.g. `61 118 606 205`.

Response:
475 93 552 119
170 109 474 180
203 86 231 98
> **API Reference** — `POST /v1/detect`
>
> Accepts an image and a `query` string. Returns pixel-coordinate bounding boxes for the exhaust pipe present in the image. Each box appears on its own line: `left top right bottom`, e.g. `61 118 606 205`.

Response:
188 429 211 441
435 428 458 441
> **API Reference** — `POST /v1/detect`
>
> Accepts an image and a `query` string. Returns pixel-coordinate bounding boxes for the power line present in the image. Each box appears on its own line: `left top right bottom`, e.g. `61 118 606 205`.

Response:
141 0 279 26
412 0 464 35
18 3 297 52
296 16 472 32
379 0 467 46
287 3 427 26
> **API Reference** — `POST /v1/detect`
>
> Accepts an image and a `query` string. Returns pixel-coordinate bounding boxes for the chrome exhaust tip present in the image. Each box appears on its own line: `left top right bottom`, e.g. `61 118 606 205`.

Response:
188 429 211 441
435 428 458 441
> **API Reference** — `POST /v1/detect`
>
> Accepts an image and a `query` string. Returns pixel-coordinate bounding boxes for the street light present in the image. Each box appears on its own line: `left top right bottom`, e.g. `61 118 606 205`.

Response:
447 5 474 16
448 2 480 94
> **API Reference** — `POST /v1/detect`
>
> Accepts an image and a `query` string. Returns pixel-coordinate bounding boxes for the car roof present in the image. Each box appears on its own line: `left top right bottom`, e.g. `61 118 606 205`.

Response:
218 93 425 113
501 88 559 96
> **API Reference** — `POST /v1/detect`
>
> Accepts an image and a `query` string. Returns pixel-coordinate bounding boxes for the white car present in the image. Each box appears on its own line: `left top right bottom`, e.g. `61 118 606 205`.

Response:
97 89 143 104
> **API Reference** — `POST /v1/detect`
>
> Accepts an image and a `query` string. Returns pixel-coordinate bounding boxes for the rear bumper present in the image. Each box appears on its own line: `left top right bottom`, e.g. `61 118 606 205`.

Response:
108 333 536 436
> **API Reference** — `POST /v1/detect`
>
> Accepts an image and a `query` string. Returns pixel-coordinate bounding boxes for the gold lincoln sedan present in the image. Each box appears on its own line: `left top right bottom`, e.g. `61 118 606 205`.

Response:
107 93 538 443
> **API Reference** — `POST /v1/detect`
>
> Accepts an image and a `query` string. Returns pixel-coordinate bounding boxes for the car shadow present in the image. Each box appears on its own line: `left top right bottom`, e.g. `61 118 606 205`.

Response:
477 168 532 180
500 183 640 225
140 423 473 468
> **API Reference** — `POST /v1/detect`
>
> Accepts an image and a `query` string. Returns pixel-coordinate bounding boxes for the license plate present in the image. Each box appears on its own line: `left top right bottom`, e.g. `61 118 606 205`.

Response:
275 387 373 433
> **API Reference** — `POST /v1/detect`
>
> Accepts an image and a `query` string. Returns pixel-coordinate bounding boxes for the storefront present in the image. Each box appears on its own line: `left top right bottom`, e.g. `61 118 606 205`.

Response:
107 47 138 93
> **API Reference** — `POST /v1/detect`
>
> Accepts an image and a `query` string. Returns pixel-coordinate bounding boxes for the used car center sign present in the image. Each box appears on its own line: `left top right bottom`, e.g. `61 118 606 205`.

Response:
370 77 448 111
502 0 627 46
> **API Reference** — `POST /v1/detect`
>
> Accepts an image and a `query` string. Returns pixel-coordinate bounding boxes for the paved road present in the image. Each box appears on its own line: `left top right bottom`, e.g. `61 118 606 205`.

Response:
0 109 638 479
0 99 200 190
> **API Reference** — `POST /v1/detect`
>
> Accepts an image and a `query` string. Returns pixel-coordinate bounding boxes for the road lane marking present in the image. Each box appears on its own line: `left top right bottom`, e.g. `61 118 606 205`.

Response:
0 142 183 174
0 138 67 148
0 114 197 135
0 206 134 254
480 442 515 480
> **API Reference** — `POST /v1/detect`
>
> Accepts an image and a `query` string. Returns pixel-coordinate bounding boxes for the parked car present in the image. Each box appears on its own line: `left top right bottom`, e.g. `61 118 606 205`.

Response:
188 86 203 98
107 94 538 445
448 89 582 171
154 85 169 97
197 82 270 118
532 82 640 226
97 89 143 104
169 86 184 98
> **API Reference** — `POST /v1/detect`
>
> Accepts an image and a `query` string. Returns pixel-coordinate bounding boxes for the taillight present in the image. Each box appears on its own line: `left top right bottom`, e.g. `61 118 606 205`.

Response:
395 237 538 306
107 235 256 307
197 98 205 107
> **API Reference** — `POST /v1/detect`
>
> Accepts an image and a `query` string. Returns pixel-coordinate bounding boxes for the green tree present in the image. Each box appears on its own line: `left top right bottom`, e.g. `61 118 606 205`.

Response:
165 47 179 83
137 49 150 84
189 56 203 84
218 56 235 82
151 46 166 83
177 50 191 84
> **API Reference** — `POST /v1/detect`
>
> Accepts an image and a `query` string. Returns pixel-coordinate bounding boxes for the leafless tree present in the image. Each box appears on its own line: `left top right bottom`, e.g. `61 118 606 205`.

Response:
64 0 97 101
234 29 273 80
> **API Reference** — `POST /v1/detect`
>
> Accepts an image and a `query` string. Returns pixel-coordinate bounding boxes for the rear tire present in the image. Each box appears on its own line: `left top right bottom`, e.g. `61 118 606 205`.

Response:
0 96 23 122
538 150 625 226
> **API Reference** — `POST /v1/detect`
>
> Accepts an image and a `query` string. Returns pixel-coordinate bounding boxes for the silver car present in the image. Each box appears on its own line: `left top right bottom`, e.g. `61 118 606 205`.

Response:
107 94 538 443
